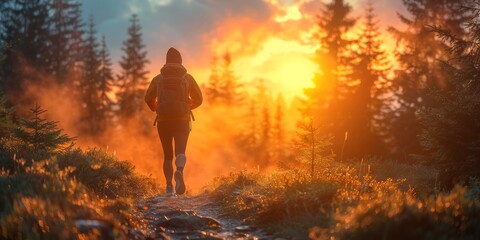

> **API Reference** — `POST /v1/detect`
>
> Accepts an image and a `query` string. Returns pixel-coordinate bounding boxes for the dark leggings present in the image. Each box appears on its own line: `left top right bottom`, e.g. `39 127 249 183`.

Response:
157 120 190 186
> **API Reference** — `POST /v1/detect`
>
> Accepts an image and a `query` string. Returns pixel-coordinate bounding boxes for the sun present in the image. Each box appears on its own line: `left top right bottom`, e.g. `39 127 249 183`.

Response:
233 37 317 101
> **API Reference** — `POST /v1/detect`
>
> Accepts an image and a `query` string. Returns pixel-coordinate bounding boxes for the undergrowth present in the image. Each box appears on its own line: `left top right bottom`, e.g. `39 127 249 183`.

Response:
209 164 480 239
0 104 159 239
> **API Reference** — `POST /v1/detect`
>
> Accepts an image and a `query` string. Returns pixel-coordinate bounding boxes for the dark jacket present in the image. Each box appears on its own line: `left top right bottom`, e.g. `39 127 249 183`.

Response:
145 63 203 121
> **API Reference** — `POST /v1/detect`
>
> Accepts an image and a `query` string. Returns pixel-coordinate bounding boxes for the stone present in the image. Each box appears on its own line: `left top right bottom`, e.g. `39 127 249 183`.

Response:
235 225 257 232
159 215 222 230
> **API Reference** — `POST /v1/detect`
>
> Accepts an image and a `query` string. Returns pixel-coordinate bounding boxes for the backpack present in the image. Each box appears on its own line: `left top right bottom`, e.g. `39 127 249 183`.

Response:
156 74 190 118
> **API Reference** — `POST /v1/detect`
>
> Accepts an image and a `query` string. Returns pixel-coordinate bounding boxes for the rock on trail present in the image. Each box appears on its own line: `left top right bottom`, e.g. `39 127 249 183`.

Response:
136 194 272 239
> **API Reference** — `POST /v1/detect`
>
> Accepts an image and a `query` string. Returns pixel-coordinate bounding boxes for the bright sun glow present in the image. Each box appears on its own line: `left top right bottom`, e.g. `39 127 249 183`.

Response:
233 37 317 101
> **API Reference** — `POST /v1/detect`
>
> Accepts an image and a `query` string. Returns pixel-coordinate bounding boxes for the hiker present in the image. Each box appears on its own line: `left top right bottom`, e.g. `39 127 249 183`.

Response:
145 47 203 195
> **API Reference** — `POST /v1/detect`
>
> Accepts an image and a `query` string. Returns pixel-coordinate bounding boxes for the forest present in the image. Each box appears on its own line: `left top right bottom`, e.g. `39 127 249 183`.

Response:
1 0 479 239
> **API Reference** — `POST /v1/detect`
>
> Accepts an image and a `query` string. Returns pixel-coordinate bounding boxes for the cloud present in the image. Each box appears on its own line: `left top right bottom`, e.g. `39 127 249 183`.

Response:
80 0 407 99
82 0 273 75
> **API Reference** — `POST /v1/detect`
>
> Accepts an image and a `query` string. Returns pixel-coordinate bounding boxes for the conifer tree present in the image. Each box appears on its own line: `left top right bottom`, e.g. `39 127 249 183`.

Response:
420 6 480 186
236 80 271 168
345 1 390 157
80 16 102 135
97 35 114 128
238 98 259 158
273 94 287 163
258 102 272 168
0 0 51 95
256 80 273 168
303 0 356 159
287 118 334 178
15 104 76 158
221 53 241 105
205 56 222 105
388 0 473 157
47 0 85 83
116 14 149 124
204 52 242 105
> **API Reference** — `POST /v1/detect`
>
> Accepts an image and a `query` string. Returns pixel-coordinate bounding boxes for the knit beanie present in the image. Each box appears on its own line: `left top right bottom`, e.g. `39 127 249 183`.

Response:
166 47 182 64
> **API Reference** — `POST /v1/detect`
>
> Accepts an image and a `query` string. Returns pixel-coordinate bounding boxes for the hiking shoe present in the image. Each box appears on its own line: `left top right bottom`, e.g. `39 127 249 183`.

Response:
174 170 186 195
166 185 175 196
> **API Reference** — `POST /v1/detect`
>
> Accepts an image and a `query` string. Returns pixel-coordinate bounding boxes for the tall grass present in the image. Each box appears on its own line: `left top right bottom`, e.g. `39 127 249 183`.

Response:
209 163 480 239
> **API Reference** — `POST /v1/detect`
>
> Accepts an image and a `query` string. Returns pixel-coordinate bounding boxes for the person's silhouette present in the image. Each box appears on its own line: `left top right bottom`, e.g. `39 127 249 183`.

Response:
145 47 203 195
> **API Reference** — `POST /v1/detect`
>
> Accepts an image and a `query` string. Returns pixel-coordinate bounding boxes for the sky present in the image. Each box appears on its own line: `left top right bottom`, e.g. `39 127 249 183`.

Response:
81 0 407 101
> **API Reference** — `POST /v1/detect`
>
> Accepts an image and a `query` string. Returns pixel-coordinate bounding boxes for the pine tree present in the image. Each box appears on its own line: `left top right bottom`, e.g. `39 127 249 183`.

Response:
256 80 273 168
97 35 114 129
388 0 473 158
47 0 85 83
15 104 76 158
237 80 272 168
258 101 272 168
116 14 149 124
205 56 222 105
273 94 287 163
221 52 242 105
238 98 259 159
0 0 51 96
204 52 242 105
420 6 480 187
303 0 356 159
80 16 102 135
344 1 390 157
287 117 334 178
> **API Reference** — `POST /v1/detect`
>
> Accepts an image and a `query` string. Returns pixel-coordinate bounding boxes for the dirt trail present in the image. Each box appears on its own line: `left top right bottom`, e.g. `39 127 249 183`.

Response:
136 194 272 239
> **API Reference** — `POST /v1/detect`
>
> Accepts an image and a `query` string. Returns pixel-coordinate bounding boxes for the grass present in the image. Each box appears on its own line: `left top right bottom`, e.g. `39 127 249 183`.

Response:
208 162 480 239
0 136 159 239
355 157 438 196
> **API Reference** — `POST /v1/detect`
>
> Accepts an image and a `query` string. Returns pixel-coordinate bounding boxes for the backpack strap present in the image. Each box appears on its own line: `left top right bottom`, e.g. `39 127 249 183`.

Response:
183 74 196 122
182 73 189 103
153 75 164 126
157 74 165 103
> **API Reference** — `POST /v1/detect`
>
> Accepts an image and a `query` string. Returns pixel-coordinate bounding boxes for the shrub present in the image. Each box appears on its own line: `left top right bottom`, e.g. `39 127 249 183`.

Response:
0 158 124 239
57 148 157 198
325 185 480 240
210 166 416 239
0 104 158 238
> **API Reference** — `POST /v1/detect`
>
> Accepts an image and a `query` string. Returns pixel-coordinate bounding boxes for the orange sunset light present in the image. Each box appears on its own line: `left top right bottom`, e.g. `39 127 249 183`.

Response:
2 0 479 238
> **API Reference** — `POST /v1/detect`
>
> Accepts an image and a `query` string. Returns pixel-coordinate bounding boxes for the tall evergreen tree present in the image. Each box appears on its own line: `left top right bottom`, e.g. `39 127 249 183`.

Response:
273 94 287 163
420 5 480 186
0 0 51 97
116 14 149 124
344 1 390 157
47 0 85 83
220 53 242 105
256 80 273 168
258 101 272 168
388 0 473 158
237 79 273 169
80 16 101 135
97 35 114 129
205 56 222 105
238 98 259 158
303 0 356 159
204 52 242 105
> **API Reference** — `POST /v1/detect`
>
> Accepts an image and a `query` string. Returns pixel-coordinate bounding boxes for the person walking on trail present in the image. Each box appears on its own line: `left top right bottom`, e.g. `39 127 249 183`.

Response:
145 47 203 195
